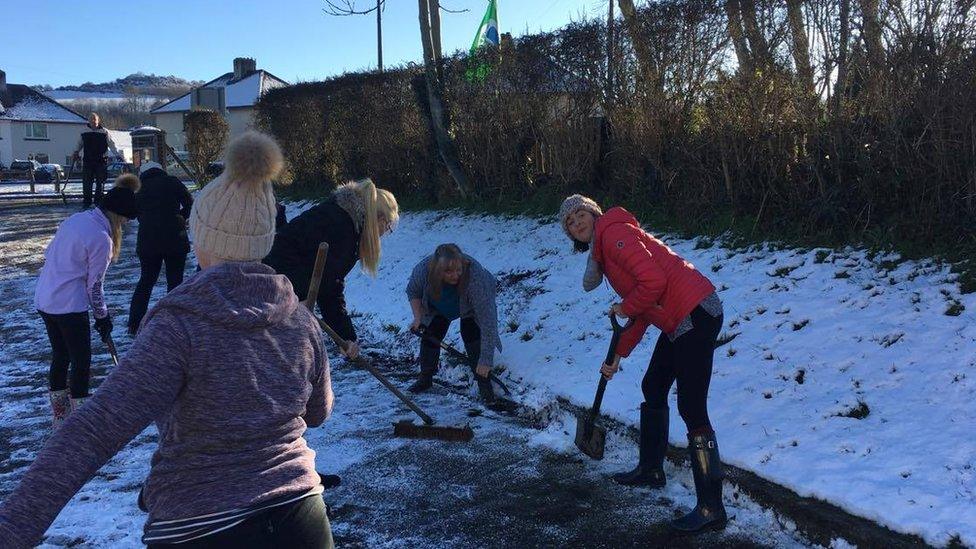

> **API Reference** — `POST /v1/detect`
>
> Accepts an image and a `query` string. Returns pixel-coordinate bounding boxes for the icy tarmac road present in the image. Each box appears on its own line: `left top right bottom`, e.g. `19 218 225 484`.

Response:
0 202 814 548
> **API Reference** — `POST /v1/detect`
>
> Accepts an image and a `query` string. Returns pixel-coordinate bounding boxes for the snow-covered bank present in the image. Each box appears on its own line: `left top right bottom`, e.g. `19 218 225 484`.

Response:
320 204 975 547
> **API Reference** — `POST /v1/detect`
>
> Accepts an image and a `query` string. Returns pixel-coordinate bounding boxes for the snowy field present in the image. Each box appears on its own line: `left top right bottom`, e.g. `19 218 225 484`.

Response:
0 203 819 548
316 204 974 548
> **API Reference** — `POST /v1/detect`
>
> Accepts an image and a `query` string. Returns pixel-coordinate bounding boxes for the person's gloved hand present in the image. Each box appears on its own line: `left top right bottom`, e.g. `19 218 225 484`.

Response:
94 315 113 343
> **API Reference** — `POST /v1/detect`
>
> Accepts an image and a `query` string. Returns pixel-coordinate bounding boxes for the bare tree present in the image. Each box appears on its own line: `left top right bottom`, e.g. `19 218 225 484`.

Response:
833 0 851 114
724 0 754 73
618 0 657 86
785 0 815 97
738 0 774 68
418 0 472 197
324 1 386 72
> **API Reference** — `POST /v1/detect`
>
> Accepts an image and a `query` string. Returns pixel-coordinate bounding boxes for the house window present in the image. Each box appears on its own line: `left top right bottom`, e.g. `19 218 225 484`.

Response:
26 122 48 139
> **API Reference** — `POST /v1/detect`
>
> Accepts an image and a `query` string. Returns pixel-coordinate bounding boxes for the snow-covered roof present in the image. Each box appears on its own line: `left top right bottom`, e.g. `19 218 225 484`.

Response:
151 70 288 114
0 85 87 123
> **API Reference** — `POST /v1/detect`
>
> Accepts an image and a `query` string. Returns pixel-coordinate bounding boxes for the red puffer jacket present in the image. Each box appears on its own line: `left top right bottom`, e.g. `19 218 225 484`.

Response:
592 207 715 357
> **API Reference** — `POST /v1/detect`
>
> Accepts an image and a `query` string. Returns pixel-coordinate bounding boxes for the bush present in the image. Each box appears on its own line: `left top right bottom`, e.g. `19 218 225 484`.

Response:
184 109 228 187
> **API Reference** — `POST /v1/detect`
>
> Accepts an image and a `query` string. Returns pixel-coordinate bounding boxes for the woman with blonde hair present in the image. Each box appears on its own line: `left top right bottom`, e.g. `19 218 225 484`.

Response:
264 178 399 359
34 174 140 427
405 243 501 401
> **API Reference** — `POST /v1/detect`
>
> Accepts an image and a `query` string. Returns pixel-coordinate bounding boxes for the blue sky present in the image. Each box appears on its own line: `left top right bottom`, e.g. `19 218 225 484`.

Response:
5 0 603 88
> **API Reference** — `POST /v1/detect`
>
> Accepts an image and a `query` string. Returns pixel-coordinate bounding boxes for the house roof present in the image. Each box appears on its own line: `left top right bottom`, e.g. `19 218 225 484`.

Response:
151 70 288 114
0 84 87 123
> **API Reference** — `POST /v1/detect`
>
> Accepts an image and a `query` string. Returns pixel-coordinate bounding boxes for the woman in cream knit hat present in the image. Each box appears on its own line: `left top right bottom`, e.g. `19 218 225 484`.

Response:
0 131 335 548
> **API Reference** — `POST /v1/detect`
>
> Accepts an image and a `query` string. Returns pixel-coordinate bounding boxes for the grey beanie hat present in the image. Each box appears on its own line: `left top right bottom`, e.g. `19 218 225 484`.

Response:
558 194 603 238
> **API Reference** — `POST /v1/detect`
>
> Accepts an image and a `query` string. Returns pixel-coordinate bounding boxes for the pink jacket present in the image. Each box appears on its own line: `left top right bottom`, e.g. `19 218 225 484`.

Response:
34 209 112 319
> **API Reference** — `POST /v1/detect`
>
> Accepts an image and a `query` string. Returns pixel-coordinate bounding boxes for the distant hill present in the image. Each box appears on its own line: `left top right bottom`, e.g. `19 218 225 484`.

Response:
34 73 204 98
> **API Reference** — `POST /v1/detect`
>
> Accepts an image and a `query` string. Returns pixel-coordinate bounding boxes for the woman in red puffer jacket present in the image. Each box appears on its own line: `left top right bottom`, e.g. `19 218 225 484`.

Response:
558 194 727 534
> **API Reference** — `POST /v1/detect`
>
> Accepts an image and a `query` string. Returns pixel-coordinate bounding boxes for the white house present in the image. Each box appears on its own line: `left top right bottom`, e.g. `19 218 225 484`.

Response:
0 70 88 167
150 58 288 152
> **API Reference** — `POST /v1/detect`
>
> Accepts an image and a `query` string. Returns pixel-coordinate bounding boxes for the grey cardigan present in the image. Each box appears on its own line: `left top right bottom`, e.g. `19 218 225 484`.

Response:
406 254 502 366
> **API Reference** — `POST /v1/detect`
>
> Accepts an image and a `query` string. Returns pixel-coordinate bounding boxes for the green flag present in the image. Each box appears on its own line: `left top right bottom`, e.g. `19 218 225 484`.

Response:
466 0 499 82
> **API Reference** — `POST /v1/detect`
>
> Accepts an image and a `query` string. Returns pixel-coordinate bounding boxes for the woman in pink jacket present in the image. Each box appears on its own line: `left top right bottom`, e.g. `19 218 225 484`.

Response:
559 194 727 534
34 174 140 427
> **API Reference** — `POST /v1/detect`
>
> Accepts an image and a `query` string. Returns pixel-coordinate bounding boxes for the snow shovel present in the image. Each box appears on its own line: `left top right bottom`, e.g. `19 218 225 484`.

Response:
575 311 632 460
410 327 511 396
305 243 473 443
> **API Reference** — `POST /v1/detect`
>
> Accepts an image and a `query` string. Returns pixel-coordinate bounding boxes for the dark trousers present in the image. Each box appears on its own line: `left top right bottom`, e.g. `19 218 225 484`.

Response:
641 306 723 433
128 252 187 330
38 311 92 398
81 161 108 207
148 495 333 549
419 315 481 374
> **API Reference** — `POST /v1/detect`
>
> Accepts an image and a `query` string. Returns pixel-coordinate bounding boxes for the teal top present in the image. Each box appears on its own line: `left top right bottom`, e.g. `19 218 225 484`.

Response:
429 283 461 321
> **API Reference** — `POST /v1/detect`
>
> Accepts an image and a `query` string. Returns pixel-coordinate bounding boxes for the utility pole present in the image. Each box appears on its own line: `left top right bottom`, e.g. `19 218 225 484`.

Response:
376 0 383 72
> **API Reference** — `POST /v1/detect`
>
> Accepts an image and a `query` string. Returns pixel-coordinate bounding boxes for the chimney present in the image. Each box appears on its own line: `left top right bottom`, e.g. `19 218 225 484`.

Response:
233 58 257 80
0 70 6 93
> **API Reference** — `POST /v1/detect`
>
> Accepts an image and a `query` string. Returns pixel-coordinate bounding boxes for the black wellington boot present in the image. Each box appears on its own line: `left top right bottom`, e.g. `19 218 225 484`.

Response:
613 403 668 488
670 432 728 533
408 371 434 393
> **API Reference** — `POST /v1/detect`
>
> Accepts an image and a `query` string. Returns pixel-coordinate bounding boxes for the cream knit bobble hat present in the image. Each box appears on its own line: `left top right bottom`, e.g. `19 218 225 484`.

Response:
190 131 284 261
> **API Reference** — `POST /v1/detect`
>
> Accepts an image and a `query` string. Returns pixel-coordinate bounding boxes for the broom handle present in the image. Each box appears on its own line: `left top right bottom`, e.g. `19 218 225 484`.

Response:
318 317 435 426
305 242 329 309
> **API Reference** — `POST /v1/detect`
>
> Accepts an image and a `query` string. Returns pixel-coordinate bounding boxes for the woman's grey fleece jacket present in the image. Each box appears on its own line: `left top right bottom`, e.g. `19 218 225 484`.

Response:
406 254 502 366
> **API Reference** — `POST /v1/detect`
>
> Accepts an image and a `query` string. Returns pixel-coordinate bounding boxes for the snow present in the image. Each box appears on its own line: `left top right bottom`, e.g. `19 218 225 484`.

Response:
0 96 85 123
302 206 974 548
0 202 817 548
150 93 190 114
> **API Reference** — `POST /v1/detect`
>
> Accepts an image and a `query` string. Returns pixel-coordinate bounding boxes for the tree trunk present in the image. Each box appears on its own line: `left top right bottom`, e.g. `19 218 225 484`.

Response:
617 0 657 89
859 0 884 95
739 0 772 69
724 0 753 74
418 0 472 198
427 0 444 80
833 0 851 115
786 0 815 97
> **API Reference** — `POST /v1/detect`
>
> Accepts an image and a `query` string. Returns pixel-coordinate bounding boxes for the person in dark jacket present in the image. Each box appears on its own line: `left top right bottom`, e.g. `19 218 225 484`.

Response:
559 194 727 534
406 244 502 402
263 178 399 360
126 162 194 335
72 113 123 209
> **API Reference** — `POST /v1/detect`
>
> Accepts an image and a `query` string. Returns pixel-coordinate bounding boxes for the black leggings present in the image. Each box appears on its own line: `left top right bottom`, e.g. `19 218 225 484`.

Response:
641 306 723 433
128 252 187 330
419 315 481 373
38 311 91 398
147 495 333 549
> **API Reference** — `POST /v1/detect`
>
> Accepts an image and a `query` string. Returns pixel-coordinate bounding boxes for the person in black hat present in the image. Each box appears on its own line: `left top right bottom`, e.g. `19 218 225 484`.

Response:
127 162 193 335
33 174 140 427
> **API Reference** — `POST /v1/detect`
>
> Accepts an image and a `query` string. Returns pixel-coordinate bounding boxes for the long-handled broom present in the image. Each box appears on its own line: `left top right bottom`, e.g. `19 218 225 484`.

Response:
305 243 473 443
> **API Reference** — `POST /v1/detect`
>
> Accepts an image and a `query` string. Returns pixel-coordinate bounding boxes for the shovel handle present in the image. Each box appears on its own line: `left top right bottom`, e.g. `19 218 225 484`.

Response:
591 312 633 418
411 327 512 396
105 335 120 368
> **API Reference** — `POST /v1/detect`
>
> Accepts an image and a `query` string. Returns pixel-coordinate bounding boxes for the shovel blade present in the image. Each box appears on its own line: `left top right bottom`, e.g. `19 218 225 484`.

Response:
574 416 606 460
